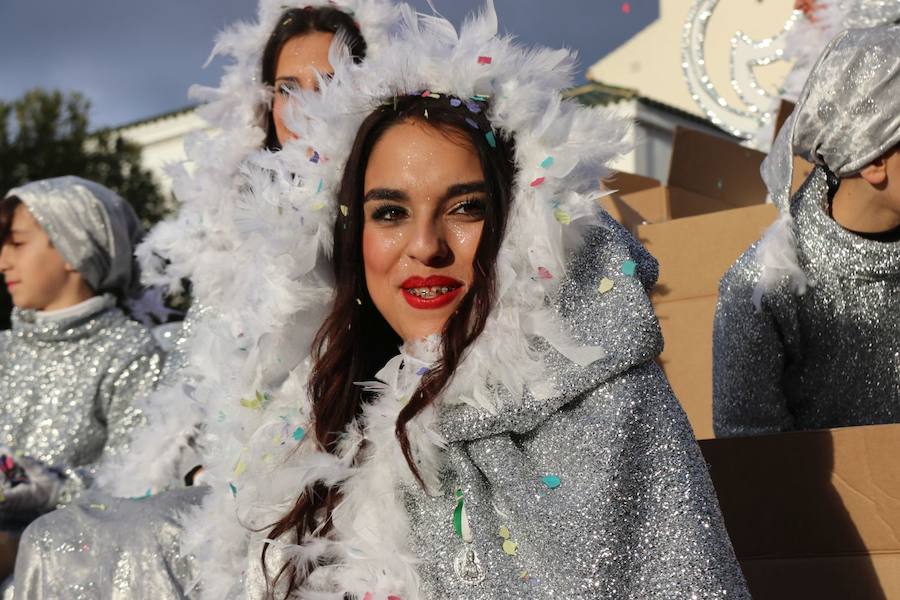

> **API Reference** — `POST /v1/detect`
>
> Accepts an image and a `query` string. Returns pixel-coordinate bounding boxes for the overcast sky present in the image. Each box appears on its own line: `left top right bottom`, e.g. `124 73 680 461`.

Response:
0 1 657 129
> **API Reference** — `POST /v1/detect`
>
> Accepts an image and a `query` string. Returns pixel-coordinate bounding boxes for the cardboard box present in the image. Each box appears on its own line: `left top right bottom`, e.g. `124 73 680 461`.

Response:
600 127 768 232
637 204 778 438
700 423 900 599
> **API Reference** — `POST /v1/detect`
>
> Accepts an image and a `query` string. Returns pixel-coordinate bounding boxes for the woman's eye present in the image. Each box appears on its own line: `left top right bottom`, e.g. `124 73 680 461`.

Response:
278 83 297 97
370 204 409 222
449 197 487 219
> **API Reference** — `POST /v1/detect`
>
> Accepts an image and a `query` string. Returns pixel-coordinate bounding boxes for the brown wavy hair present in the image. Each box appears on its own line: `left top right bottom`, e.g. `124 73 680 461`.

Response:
262 94 517 596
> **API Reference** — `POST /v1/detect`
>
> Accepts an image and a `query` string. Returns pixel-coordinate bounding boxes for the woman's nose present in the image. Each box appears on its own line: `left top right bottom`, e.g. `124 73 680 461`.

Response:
405 218 453 268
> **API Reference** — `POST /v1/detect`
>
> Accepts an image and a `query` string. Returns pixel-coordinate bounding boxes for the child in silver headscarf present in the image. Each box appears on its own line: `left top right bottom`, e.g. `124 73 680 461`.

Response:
0 176 161 525
713 25 900 437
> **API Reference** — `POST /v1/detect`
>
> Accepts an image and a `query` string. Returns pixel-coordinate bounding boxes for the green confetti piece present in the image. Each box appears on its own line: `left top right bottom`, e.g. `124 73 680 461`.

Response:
292 426 305 441
240 391 270 410
316 178 324 193
621 260 637 277
554 209 571 225
540 156 554 169
453 489 464 539
229 482 238 497
485 130 497 148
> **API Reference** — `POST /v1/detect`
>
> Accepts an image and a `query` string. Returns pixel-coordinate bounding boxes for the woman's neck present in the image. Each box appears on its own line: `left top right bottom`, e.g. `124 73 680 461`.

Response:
831 178 900 234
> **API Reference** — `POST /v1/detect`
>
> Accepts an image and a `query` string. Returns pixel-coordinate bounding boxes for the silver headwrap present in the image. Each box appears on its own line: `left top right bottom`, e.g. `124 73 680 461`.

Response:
755 24 900 304
4 176 143 296
763 24 900 211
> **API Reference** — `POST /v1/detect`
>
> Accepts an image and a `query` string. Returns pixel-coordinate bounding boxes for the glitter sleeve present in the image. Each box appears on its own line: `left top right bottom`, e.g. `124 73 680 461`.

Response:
57 347 162 505
713 245 796 437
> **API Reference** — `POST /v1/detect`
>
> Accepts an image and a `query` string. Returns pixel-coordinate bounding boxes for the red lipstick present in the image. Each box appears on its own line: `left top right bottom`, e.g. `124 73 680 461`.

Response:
401 275 464 309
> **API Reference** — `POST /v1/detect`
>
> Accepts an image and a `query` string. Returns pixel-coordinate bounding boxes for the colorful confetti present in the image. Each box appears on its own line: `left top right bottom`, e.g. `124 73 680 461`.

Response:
554 209 571 225
233 458 247 478
621 2 631 14
315 178 324 193
540 156 555 169
541 474 561 489
309 150 320 163
537 267 553 280
598 277 615 294
485 131 497 148
229 482 238 497
465 100 482 114
530 176 545 187
503 539 519 556
340 205 349 217
465 117 479 130
292 426 305 441
450 98 462 107
240 391 269 410
621 260 637 277
477 55 493 64
416 366 429 376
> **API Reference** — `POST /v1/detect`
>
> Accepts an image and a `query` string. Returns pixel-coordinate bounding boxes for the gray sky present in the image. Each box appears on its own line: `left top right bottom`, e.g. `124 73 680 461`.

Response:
0 1 657 129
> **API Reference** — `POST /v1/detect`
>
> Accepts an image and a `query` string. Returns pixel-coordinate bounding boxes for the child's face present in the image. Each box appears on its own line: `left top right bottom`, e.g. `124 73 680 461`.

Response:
0 204 76 310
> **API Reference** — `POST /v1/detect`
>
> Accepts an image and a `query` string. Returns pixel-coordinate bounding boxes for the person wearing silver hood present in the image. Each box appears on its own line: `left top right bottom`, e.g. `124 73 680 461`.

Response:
713 24 900 437
0 177 160 559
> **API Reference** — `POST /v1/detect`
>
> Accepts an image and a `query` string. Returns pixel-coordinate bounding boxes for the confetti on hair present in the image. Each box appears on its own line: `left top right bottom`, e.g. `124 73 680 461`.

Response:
424 109 429 119
621 260 637 276
485 131 497 148
540 156 554 168
553 209 571 225
477 55 493 64
465 117 479 130
340 205 349 217
465 100 482 114
541 474 561 489
530 177 545 187
416 366 429 376
471 94 490 101
450 98 462 107
356 298 362 305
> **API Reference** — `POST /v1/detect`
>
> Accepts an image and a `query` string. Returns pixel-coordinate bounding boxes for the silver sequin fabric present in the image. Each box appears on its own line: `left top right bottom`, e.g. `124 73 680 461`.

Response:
237 217 749 599
0 301 161 505
12 486 205 600
713 167 900 437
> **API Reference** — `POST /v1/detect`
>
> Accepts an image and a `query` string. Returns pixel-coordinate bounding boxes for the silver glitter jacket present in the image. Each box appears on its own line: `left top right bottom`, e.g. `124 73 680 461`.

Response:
713 167 900 437
239 218 749 599
0 299 162 505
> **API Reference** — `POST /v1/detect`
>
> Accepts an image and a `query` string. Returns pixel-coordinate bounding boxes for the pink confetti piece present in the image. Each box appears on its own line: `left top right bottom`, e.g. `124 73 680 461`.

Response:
477 55 493 64
621 2 631 13
363 593 374 600
537 267 553 280
530 176 545 187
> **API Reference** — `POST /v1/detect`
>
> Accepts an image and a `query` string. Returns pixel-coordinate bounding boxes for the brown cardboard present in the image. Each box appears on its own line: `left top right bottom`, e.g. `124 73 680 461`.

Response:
666 127 768 217
636 204 778 438
600 127 768 234
700 423 900 599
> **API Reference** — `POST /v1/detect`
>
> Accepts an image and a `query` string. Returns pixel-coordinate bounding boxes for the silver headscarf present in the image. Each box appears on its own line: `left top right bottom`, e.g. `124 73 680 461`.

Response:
764 24 900 211
4 176 143 297
755 24 900 305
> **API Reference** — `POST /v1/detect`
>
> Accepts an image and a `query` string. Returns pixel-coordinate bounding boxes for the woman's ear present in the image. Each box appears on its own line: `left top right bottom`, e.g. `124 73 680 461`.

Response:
860 157 888 187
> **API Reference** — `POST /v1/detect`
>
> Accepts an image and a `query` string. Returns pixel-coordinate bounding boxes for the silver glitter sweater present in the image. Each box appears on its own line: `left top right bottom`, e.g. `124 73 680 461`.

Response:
12 221 748 599
713 167 900 437
0 298 162 505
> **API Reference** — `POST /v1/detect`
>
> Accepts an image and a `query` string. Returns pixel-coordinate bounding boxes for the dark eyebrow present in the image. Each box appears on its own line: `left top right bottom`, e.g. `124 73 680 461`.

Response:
444 181 487 201
275 76 299 84
364 188 409 202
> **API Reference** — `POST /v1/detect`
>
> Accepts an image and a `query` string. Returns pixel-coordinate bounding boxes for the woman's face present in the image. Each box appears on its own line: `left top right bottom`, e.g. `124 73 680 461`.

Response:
362 120 487 343
0 204 78 311
272 31 335 145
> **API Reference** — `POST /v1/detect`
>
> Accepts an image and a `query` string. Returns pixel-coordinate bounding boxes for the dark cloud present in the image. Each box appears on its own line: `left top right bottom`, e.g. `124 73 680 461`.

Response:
0 0 656 128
